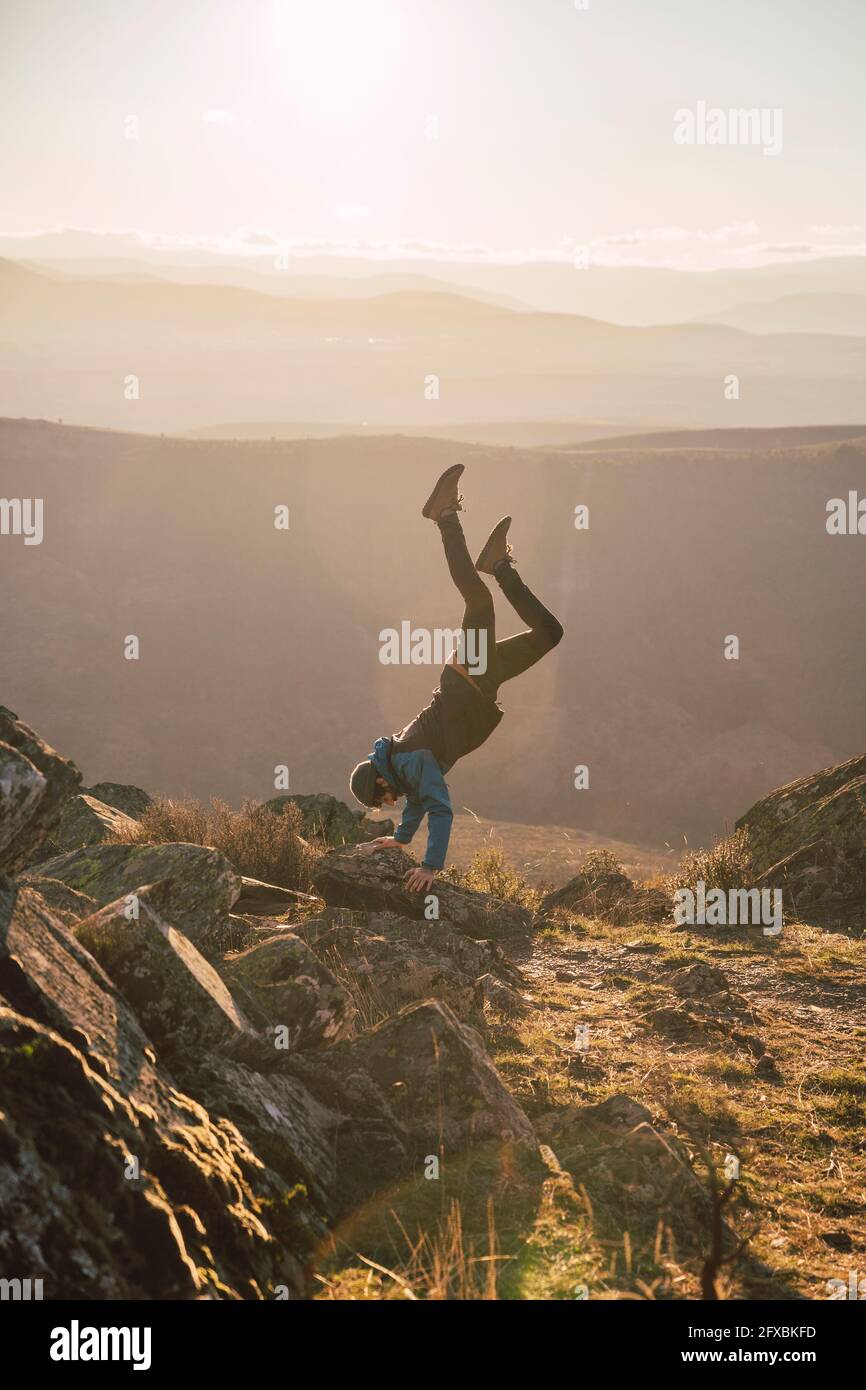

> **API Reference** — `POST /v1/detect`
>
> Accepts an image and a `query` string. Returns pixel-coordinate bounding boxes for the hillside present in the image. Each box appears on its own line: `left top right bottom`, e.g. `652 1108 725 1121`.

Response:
2 420 864 848
694 293 866 337
2 709 863 1303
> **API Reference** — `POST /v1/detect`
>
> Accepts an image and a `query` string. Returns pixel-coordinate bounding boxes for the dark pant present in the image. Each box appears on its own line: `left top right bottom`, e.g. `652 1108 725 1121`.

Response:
438 512 563 699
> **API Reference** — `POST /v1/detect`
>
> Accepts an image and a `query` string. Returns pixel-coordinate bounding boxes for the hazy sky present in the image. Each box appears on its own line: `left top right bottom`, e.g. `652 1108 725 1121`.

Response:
2 0 865 268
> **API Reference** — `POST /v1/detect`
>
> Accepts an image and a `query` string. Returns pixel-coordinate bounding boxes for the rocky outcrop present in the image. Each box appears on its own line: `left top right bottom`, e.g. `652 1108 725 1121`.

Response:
0 877 314 1298
265 792 393 846
299 907 526 1024
736 753 866 914
0 713 540 1298
312 846 533 939
220 931 355 1051
294 999 535 1163
0 706 81 872
25 842 242 953
541 868 671 925
81 782 153 820
75 880 266 1062
55 793 139 852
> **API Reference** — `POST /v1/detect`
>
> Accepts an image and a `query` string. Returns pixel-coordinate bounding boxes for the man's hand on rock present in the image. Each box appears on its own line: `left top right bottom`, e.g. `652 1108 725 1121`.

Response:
404 866 435 893
358 836 399 855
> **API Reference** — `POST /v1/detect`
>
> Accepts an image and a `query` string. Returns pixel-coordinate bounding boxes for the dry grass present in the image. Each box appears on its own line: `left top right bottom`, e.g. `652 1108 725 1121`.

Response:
663 827 756 894
113 795 318 890
444 844 541 909
313 889 866 1299
316 1198 505 1300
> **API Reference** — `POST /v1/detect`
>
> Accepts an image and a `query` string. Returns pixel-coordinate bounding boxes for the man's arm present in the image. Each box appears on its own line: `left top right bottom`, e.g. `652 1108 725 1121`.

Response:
410 750 453 870
393 795 425 848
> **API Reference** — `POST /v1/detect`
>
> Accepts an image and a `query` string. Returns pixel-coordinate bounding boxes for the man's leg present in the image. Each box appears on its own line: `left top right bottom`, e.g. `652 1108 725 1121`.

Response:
491 559 563 685
437 511 500 693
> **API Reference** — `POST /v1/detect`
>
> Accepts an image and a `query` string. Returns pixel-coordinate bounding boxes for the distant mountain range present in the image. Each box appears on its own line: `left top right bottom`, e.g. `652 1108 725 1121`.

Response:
4 228 866 321
2 255 865 435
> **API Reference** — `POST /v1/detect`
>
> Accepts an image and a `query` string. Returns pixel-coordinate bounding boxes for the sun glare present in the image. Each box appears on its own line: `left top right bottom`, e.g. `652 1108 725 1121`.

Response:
270 0 406 117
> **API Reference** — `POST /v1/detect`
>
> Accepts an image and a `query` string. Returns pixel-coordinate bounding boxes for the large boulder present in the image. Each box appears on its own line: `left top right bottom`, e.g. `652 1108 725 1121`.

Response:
264 792 393 846
736 753 866 912
189 1056 356 1214
75 880 265 1062
24 842 241 952
312 846 533 939
295 1000 535 1163
81 782 153 820
54 793 139 852
0 707 81 872
299 907 526 1025
0 876 316 1297
0 743 47 863
219 931 356 1052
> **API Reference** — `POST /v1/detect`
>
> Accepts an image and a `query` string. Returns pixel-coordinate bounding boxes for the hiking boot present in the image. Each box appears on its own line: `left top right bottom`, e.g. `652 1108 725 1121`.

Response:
422 463 464 521
475 517 513 574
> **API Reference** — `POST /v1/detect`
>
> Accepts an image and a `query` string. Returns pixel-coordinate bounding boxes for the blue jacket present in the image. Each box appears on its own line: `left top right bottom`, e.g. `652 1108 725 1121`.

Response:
369 736 453 870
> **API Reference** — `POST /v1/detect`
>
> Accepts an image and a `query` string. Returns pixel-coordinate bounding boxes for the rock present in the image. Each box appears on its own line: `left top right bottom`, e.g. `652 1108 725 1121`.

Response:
81 782 153 820
188 1056 350 1214
0 707 81 872
476 973 530 1016
542 870 671 925
643 1005 713 1044
737 754 866 912
54 793 139 851
298 907 525 1025
580 1093 654 1131
233 875 320 916
296 1000 535 1161
666 962 730 999
0 876 316 1297
0 744 46 865
755 1053 782 1082
75 880 264 1062
542 870 635 915
22 876 98 926
312 846 533 939
359 814 396 842
543 1092 734 1256
264 792 392 846
25 842 241 953
219 931 355 1052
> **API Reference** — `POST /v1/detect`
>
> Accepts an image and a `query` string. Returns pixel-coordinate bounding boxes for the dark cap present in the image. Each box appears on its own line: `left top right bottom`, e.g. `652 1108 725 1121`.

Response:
349 758 379 808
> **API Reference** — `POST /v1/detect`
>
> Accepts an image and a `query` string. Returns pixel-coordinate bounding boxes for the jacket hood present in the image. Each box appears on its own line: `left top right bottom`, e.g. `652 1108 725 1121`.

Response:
370 736 403 791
